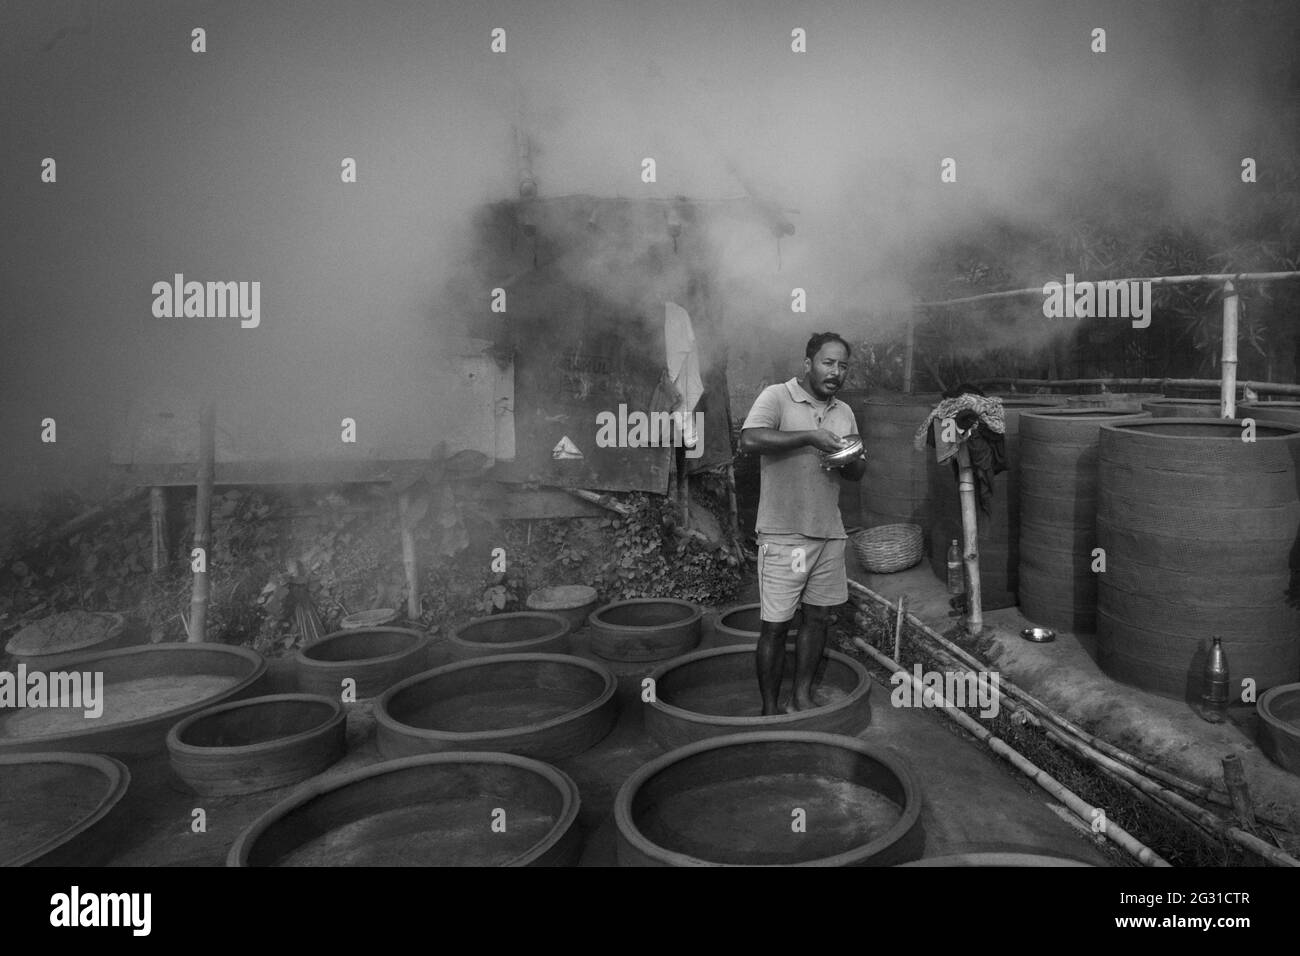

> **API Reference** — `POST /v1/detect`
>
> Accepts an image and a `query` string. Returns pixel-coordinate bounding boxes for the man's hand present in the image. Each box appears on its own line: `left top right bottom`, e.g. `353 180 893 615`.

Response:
806 429 848 454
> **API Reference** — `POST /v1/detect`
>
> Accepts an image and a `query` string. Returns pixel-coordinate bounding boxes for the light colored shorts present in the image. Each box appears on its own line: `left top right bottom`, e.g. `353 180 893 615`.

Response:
757 532 848 623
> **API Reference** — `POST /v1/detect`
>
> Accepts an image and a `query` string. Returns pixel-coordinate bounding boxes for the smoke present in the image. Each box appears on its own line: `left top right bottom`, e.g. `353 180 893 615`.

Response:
1 0 1295 502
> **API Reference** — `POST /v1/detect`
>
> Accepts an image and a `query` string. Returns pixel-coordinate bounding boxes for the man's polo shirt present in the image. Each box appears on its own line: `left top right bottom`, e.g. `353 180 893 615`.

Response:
741 377 859 539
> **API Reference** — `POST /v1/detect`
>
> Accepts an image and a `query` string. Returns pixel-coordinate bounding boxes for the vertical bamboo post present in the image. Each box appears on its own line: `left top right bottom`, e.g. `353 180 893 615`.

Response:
902 311 915 395
956 442 982 637
150 486 168 574
398 491 420 621
676 446 691 530
724 462 744 565
1221 280 1238 418
187 401 215 642
893 595 906 662
1221 754 1257 831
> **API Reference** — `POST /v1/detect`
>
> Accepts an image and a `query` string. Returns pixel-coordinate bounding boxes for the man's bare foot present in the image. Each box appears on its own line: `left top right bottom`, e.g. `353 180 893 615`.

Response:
791 694 817 712
780 700 798 715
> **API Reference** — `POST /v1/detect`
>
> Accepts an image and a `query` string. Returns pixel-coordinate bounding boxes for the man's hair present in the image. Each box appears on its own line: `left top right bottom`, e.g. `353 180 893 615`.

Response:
805 332 852 361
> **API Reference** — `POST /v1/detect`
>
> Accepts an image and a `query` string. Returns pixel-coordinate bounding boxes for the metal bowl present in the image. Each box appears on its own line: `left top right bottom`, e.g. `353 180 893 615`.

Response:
1020 626 1056 643
821 436 864 468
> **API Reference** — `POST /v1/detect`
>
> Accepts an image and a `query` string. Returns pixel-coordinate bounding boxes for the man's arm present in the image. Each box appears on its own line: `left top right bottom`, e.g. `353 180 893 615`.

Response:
740 427 846 455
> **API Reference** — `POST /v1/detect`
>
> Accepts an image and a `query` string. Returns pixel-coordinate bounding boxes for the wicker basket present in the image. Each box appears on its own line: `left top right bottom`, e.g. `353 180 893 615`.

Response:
850 524 923 574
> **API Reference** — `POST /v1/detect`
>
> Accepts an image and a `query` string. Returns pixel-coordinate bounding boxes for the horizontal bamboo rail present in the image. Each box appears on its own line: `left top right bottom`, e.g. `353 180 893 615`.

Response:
847 578 1300 866
970 376 1300 397
913 270 1300 309
851 635 1169 867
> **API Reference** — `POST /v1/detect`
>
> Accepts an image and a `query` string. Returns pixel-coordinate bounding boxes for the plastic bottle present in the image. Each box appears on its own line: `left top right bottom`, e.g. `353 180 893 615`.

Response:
1201 637 1229 723
947 539 964 595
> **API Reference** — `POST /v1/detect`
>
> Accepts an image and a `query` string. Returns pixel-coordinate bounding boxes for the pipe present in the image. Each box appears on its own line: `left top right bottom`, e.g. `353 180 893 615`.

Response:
851 636 1170 867
1221 281 1239 418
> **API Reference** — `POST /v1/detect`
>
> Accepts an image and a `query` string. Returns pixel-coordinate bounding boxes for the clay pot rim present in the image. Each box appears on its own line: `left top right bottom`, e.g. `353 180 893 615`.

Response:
0 644 267 751
1258 683 1300 735
897 852 1094 867
4 610 127 658
294 627 430 669
447 612 569 654
614 730 921 867
645 644 872 729
713 602 800 640
165 693 345 757
375 652 617 744
588 598 703 632
525 586 599 610
1101 417 1300 440
0 752 131 867
1020 407 1147 420
227 751 581 867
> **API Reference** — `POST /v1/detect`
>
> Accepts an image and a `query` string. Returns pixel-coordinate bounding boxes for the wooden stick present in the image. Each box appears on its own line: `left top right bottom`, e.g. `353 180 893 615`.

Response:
1222 754 1257 832
854 624 1297 866
563 487 631 516
149 486 168 574
955 441 982 637
35 486 149 549
676 446 691 530
851 635 1169 867
398 491 420 621
724 463 745 565
913 270 1300 309
919 352 948 393
187 401 215 642
893 595 905 662
1221 281 1239 418
902 312 915 394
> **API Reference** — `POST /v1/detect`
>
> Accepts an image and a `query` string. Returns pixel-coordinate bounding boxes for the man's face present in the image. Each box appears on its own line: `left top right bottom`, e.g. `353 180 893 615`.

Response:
803 341 850 400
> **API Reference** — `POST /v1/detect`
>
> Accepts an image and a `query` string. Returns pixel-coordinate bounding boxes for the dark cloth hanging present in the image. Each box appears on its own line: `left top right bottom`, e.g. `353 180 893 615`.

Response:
922 384 1007 514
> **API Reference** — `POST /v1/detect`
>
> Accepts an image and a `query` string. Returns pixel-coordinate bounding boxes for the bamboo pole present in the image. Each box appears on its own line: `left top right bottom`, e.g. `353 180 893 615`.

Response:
913 270 1300 309
724 463 745 565
187 401 215 643
851 581 1242 801
397 491 420 621
851 636 1169 867
848 579 1221 802
149 486 167 574
893 595 905 662
973 376 1300 397
1220 281 1239 418
1036 722 1298 866
1221 754 1257 832
676 446 691 530
25 486 149 551
563 487 631 516
902 312 915 394
954 442 982 637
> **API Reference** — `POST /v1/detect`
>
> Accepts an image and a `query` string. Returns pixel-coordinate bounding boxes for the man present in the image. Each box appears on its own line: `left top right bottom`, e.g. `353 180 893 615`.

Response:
740 332 865 714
